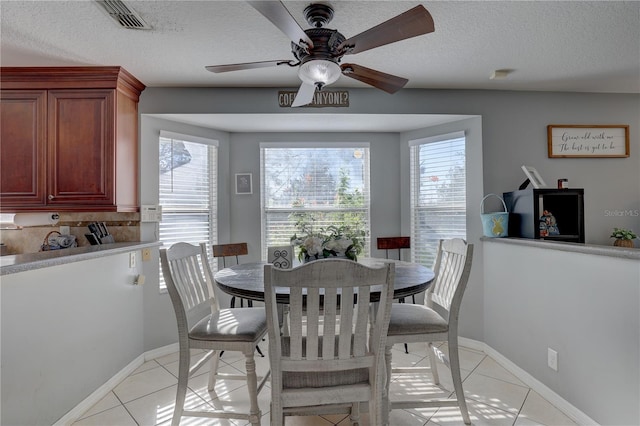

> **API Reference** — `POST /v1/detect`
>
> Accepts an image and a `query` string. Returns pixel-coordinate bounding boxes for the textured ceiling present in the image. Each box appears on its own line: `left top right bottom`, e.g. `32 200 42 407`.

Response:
2 1 639 94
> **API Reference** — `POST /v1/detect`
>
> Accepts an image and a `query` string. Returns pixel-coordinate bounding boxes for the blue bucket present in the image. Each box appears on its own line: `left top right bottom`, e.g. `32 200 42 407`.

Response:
480 194 509 238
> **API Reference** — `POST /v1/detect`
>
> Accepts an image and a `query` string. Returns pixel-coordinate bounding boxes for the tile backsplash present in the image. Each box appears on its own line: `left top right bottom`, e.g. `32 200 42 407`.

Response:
0 212 140 255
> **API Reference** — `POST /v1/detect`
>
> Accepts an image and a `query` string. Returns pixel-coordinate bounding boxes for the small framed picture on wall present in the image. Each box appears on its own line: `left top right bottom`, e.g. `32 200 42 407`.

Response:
235 173 253 195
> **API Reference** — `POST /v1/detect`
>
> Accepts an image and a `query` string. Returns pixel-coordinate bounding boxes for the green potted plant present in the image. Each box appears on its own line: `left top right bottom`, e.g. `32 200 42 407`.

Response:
610 227 637 248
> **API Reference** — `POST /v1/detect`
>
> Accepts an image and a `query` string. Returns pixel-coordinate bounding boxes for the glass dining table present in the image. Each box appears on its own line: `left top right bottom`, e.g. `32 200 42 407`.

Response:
213 258 435 304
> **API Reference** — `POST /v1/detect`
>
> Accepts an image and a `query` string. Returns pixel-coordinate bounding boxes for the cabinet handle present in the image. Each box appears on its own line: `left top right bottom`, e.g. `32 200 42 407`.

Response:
48 194 54 200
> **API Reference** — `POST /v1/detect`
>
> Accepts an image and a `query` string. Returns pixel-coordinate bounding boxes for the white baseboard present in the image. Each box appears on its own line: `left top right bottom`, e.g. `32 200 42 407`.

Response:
459 337 598 426
144 342 179 361
54 343 179 426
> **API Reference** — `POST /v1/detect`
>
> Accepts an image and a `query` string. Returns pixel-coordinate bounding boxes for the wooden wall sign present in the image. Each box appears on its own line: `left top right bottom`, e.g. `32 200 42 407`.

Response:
278 90 349 107
547 125 629 158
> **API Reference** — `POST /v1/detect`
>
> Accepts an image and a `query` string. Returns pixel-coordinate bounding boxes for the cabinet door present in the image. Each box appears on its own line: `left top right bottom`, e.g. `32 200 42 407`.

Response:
0 90 47 208
47 90 115 207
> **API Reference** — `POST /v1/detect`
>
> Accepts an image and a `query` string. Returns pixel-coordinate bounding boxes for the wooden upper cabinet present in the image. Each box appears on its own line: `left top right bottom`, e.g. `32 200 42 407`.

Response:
0 90 47 206
0 67 145 212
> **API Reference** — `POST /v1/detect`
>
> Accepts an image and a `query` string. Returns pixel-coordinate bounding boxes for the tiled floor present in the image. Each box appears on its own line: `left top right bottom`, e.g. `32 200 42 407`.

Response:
73 340 577 425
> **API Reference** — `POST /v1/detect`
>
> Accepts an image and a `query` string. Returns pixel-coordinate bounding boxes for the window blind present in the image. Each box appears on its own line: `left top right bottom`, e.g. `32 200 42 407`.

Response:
158 132 218 289
410 132 467 267
261 144 371 260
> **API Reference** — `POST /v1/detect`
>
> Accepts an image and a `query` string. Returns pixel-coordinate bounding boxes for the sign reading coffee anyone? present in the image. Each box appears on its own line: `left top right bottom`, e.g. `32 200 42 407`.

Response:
278 90 349 108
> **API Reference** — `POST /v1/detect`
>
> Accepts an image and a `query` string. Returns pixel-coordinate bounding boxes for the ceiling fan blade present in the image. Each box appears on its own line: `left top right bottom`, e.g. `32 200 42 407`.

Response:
205 60 293 73
248 1 314 49
291 82 316 107
338 5 434 55
341 63 408 94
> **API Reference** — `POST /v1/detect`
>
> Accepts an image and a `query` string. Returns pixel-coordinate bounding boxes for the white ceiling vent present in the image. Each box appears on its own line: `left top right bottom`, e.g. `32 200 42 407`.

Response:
95 0 152 30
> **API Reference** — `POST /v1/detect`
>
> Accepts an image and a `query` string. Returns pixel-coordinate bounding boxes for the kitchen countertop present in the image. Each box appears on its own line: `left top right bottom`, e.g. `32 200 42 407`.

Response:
481 237 640 260
1 241 161 276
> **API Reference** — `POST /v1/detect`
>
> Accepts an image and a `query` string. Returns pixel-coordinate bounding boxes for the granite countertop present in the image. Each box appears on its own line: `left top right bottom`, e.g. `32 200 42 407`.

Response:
1 241 161 276
482 237 640 260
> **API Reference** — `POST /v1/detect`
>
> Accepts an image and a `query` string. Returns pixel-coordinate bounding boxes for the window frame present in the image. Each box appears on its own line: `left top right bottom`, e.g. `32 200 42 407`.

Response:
260 142 372 261
158 130 218 291
409 131 467 267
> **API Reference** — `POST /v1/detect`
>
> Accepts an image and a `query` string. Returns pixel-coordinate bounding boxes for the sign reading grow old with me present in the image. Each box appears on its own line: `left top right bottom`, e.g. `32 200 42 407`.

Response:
547 125 629 158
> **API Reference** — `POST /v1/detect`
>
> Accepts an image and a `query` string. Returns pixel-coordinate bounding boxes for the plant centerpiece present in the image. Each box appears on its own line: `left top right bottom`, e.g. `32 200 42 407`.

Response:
291 223 366 262
610 227 637 248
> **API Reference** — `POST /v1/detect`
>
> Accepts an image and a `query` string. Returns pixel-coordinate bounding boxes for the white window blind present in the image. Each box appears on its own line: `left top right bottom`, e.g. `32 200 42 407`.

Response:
261 143 371 260
410 132 467 267
158 132 218 289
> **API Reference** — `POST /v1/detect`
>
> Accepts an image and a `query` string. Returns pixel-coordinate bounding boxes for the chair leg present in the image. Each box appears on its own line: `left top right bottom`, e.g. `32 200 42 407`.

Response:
271 401 284 426
244 352 262 425
449 339 471 425
427 342 440 385
383 345 393 425
230 296 236 308
172 345 190 426
398 298 409 354
350 401 360 425
208 350 221 391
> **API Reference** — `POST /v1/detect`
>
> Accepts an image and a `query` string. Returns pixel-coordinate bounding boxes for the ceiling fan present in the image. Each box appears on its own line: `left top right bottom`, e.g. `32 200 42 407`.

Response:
205 1 435 107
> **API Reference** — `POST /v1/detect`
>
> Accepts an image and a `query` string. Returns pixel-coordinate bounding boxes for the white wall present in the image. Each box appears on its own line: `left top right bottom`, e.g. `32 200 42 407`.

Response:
1 253 144 426
483 240 640 425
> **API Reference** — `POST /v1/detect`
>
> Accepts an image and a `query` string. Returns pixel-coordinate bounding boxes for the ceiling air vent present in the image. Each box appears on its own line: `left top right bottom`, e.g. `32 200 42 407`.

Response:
95 0 152 30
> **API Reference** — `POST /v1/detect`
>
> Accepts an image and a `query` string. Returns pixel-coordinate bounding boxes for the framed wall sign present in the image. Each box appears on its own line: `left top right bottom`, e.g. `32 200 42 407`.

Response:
547 125 629 158
235 173 253 195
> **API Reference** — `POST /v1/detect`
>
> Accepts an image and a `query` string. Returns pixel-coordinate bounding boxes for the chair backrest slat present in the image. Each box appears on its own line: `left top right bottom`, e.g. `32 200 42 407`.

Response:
322 287 338 359
306 288 320 360
289 286 304 359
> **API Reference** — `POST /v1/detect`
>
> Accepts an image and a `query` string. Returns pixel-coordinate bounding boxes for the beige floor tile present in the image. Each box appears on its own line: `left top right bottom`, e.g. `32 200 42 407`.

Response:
77 391 122 420
113 366 178 403
204 381 272 416
437 345 487 372
162 351 216 378
72 404 137 426
462 373 529 414
390 408 433 425
124 383 216 426
226 351 272 377
514 390 577 426
473 356 526 387
428 400 516 425
389 374 452 402
132 359 162 375
186 362 258 403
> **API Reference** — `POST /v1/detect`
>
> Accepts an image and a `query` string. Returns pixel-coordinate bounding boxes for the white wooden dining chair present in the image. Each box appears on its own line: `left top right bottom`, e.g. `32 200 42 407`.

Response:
384 238 474 424
160 242 269 426
264 259 395 426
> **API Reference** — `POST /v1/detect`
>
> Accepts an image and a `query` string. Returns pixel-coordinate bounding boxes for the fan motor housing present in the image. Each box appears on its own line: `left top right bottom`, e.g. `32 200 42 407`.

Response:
292 28 346 65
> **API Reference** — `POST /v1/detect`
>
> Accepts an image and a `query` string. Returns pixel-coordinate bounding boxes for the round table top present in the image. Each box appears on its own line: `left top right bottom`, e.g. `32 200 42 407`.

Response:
214 258 435 304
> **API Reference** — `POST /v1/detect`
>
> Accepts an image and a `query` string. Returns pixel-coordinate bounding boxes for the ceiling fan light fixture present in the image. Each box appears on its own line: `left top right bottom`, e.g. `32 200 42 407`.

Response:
298 60 341 86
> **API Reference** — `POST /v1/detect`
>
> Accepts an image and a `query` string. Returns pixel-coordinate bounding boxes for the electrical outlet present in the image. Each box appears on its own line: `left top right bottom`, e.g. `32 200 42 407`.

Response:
142 248 152 261
129 252 137 269
59 225 70 235
548 348 558 371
